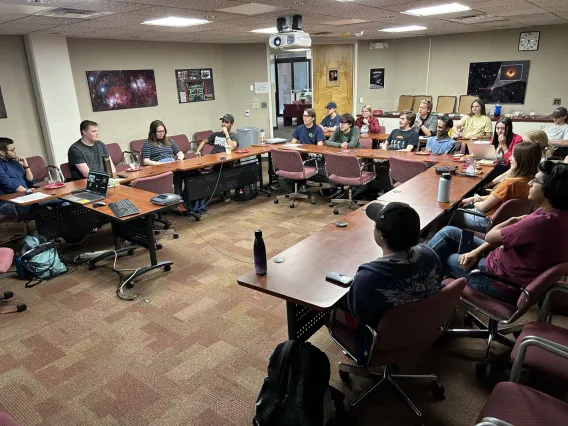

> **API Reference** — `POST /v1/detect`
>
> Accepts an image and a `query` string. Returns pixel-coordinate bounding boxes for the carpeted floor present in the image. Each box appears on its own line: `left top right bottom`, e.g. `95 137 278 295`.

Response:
0 188 565 425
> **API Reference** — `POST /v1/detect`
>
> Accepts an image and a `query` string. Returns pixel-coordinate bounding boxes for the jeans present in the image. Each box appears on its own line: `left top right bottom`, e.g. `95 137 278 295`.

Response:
190 198 207 214
427 226 517 304
0 201 31 219
452 208 491 233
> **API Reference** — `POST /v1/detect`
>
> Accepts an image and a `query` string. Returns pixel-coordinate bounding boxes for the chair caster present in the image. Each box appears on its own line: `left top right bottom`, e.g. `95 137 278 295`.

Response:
154 230 160 235
289 202 295 208
17 304 27 312
463 314 473 327
1 291 14 301
173 233 179 239
156 243 162 250
328 202 334 208
128 249 134 256
333 208 339 215
274 199 279 204
310 199 316 205
475 361 491 380
339 370 350 382
164 265 171 272
430 381 445 398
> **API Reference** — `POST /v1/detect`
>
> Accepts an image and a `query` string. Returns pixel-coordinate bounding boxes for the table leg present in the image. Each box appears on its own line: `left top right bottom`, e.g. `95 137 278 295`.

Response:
145 215 158 266
257 154 271 196
181 173 201 221
286 301 328 342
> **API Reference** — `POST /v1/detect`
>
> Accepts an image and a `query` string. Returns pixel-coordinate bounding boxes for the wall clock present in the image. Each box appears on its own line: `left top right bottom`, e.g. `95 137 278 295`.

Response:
519 31 539 51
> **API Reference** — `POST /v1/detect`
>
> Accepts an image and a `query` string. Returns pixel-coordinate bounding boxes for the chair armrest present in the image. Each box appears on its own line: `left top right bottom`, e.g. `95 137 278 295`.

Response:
46 165 65 182
359 161 375 172
456 207 488 219
303 157 318 166
538 282 568 321
123 150 139 164
478 418 514 426
510 335 568 382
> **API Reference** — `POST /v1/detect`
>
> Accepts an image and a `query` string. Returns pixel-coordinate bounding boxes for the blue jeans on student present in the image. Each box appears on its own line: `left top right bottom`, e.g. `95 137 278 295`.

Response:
427 226 516 305
453 208 491 233
0 201 31 219
191 198 207 214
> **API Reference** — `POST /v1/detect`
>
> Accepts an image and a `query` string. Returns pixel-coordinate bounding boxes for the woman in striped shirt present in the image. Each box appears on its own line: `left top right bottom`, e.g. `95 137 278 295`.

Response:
141 120 184 166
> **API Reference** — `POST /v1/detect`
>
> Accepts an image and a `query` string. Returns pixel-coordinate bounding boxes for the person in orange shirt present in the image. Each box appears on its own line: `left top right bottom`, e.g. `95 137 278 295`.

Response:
454 141 541 232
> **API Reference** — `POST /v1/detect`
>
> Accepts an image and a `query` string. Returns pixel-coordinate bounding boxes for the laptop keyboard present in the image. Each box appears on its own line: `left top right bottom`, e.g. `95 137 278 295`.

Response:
108 199 141 218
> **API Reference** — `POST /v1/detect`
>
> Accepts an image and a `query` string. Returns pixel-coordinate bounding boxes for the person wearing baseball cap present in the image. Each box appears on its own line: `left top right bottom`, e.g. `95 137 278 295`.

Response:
195 113 238 156
320 101 340 133
345 202 443 363
544 106 568 159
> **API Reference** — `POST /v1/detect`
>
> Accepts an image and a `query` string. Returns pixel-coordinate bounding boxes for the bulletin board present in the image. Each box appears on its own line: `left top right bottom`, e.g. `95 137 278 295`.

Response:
175 68 215 103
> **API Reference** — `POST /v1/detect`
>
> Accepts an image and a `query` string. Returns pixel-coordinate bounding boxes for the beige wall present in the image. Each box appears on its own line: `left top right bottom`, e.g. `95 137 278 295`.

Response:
357 24 568 115
67 38 270 150
0 36 45 158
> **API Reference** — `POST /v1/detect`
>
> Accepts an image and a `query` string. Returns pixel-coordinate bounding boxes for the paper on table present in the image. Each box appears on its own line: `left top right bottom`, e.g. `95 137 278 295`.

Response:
10 192 51 204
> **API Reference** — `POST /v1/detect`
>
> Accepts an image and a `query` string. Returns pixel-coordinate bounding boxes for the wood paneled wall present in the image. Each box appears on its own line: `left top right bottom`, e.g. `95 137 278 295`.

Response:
312 44 354 122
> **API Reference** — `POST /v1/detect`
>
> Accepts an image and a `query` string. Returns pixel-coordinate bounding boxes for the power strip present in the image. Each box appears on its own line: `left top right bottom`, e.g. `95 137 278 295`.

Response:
78 250 112 261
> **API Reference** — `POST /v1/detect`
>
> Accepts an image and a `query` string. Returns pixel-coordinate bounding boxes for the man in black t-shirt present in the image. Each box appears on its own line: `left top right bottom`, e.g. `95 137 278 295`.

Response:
380 110 419 152
68 120 115 180
195 113 239 156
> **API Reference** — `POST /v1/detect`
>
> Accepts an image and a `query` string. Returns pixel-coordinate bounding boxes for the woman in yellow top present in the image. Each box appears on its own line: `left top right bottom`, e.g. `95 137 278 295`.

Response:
455 141 541 232
455 99 493 138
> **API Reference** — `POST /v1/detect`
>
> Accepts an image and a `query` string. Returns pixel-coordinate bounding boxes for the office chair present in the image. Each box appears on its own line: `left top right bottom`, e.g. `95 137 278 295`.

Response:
25 156 64 186
324 152 375 214
328 278 465 418
0 247 26 314
192 130 214 153
168 134 192 156
0 412 20 426
538 278 568 323
388 156 428 187
130 172 179 240
59 163 72 181
0 204 32 244
105 143 136 172
359 138 372 149
444 262 568 379
271 148 318 208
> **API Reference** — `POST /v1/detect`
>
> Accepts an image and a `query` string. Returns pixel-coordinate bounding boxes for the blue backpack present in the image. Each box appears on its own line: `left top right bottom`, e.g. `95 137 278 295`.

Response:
18 233 67 287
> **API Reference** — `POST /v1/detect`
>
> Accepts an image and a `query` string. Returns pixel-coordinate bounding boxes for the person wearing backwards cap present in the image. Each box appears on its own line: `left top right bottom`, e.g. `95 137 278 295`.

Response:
544 106 568 159
344 202 443 363
320 102 340 133
195 113 239 156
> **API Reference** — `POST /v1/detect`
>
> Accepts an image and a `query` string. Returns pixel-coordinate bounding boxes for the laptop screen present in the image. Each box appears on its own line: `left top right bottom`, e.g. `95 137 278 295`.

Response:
86 171 110 195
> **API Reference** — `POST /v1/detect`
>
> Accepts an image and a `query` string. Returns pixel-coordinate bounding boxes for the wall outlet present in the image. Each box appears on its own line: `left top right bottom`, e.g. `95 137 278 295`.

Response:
261 102 268 109
251 102 261 109
553 98 562 106
249 84 254 92
359 97 364 103
245 110 251 117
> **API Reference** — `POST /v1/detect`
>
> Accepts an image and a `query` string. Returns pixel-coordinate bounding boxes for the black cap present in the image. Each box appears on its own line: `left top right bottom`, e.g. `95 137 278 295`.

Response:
365 202 420 250
326 102 337 109
551 107 568 118
220 113 234 122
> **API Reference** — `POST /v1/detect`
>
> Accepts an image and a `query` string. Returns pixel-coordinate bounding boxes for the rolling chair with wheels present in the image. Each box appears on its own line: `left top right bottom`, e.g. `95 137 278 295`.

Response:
0 247 27 314
105 143 137 172
388 156 428 188
271 148 318 208
324 152 375 215
328 278 466 418
359 138 372 149
25 156 64 186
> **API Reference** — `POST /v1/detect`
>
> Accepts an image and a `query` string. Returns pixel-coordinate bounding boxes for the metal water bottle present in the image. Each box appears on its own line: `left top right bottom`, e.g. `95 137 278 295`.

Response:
102 156 113 176
437 173 452 203
254 230 267 275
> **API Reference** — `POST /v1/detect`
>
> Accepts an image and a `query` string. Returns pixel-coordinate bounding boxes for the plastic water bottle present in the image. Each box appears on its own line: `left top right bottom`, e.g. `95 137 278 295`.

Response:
494 102 502 118
254 230 267 275
259 129 266 145
437 173 452 203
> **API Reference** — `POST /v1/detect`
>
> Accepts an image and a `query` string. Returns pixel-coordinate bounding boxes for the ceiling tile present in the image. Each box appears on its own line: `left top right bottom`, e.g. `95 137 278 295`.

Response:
113 0 248 11
0 13 27 25
511 12 568 24
66 1 152 13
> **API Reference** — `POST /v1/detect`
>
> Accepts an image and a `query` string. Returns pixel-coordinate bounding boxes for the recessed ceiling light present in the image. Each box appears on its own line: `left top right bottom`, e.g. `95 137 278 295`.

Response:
142 17 210 27
249 27 278 34
379 25 427 33
403 3 470 16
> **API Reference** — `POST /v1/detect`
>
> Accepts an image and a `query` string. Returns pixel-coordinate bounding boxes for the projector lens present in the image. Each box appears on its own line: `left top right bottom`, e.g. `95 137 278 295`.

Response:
273 36 281 47
287 35 295 44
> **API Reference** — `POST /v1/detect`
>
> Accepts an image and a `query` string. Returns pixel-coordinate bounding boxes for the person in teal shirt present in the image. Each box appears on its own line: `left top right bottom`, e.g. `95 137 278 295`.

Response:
327 114 361 148
426 116 456 154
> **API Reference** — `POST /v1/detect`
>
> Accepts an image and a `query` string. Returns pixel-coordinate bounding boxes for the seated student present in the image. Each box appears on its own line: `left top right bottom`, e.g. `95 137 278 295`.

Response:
68 120 116 180
380 110 418 151
195 113 238 156
0 138 34 219
428 160 568 305
290 108 325 145
345 202 443 363
544 106 568 159
355 105 380 134
524 130 552 160
414 99 437 137
425 116 455 154
327 113 360 148
141 120 184 165
320 102 340 133
454 99 492 139
491 117 523 166
454 141 541 232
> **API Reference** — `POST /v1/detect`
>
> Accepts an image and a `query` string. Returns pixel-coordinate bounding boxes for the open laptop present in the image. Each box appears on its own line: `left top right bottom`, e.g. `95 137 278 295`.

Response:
61 170 110 204
466 141 497 161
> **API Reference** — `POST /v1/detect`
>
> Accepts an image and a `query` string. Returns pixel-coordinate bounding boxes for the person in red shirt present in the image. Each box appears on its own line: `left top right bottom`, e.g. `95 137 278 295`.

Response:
354 105 380 135
427 160 568 305
491 117 523 166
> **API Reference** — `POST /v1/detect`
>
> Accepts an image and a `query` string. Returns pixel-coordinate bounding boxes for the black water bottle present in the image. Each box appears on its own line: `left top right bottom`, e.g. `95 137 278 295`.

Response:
254 230 267 275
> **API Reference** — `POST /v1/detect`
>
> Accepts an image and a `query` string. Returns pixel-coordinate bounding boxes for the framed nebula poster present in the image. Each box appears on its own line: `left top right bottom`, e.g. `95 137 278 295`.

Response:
0 86 7 119
175 68 215 103
467 60 530 104
86 70 158 112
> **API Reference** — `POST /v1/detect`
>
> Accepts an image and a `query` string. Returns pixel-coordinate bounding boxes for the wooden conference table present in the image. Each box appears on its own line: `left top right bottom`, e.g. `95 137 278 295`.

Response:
238 162 495 341
324 131 389 142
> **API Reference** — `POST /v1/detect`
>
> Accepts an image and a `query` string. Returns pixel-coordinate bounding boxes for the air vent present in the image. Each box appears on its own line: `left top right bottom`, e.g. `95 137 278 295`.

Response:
311 31 333 36
37 8 113 19
444 11 506 24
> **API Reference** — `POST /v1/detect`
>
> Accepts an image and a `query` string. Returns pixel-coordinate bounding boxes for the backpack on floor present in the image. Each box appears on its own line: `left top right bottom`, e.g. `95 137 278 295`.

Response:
253 340 339 426
236 184 258 202
17 233 67 287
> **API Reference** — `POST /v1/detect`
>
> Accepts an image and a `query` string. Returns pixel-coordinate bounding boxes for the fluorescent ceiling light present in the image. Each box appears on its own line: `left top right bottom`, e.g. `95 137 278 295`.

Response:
379 25 427 33
404 3 470 16
249 27 278 33
142 17 210 27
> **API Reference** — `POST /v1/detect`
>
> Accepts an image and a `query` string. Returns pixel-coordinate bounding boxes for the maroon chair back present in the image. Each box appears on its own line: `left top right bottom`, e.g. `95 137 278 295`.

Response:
389 156 428 184
379 125 386 133
193 130 214 143
518 262 568 310
0 412 20 426
490 198 535 227
202 144 214 156
372 110 383 116
59 163 72 181
105 143 123 166
130 171 174 194
129 139 145 154
169 134 191 154
325 152 361 180
370 278 466 366
360 138 372 149
272 149 304 173
26 156 48 181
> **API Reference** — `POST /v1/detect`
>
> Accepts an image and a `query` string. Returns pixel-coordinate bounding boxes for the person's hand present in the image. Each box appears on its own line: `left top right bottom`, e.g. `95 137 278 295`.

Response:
416 119 422 127
564 155 568 164
363 118 369 125
460 197 474 206
195 151 201 157
506 215 526 225
341 142 348 149
498 134 506 145
16 155 28 168
458 251 479 271
223 127 230 137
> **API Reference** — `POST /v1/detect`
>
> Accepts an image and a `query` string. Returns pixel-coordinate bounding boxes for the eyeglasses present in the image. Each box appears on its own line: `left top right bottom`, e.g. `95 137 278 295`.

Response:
530 178 545 185
302 115 311 118
156 130 166 134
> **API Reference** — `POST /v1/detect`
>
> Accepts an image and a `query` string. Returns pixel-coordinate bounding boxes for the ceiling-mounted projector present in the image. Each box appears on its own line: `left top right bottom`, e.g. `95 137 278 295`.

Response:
269 14 311 50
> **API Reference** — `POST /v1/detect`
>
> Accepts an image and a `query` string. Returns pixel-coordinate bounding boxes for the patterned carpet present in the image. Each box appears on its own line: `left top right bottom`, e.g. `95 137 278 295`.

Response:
0 188 565 426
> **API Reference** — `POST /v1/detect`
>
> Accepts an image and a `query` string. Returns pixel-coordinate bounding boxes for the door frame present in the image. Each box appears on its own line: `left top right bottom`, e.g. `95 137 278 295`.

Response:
274 57 312 118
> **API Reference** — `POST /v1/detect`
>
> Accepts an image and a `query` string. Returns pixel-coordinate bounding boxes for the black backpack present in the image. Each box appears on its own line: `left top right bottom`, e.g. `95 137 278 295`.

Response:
254 340 342 426
236 184 258 202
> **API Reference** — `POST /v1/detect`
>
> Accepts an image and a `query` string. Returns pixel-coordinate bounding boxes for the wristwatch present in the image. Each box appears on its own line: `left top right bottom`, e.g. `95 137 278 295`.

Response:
26 188 33 195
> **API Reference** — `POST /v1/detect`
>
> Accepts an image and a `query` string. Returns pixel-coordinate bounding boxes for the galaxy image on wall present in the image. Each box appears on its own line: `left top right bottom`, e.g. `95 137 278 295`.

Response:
467 60 530 104
86 70 158 112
